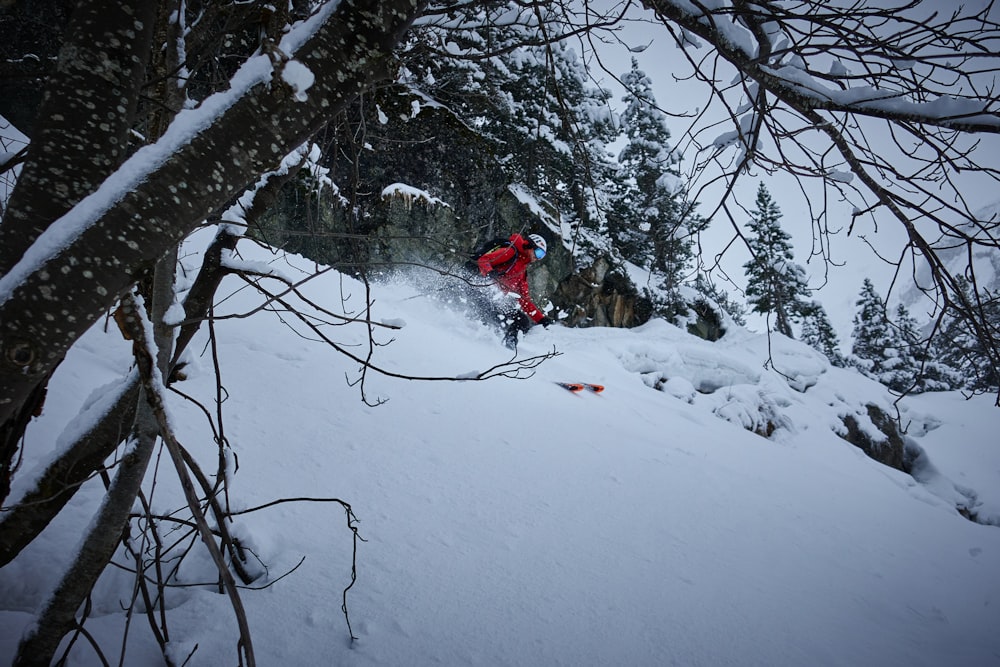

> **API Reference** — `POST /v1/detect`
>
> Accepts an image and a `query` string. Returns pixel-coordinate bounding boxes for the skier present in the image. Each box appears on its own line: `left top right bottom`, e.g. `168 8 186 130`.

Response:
469 232 554 349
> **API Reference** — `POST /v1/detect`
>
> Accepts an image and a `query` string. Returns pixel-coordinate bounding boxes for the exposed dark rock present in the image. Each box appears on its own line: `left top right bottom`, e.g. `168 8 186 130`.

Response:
551 256 653 328
687 297 726 341
839 404 908 472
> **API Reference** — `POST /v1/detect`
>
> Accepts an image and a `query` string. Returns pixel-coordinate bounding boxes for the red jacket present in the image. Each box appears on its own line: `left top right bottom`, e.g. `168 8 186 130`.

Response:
476 233 545 323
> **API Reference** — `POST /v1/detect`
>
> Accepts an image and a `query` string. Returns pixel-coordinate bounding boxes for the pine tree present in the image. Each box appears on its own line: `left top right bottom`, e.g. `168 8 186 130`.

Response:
400 5 618 238
483 32 618 234
880 303 921 392
742 183 811 337
614 58 681 265
887 302 962 393
693 273 747 326
847 281 957 392
932 278 998 391
850 278 894 379
851 279 888 361
800 300 845 366
894 304 962 392
613 58 705 315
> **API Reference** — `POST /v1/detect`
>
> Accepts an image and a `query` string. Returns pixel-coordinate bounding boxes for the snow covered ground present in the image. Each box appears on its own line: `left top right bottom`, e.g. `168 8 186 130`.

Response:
2 228 999 666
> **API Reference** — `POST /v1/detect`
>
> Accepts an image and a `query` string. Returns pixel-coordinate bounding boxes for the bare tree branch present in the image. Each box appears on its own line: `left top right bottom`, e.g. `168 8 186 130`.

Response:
636 0 1000 398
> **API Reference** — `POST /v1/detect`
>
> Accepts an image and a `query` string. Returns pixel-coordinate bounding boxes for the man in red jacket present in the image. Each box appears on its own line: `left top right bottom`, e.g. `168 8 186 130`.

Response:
473 232 554 348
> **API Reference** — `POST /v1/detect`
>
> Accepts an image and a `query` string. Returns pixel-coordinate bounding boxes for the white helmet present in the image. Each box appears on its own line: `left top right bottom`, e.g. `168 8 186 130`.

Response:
529 234 547 258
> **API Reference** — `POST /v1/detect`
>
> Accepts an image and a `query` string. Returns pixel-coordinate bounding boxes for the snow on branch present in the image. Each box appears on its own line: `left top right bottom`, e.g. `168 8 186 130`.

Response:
638 0 1000 391
381 182 450 209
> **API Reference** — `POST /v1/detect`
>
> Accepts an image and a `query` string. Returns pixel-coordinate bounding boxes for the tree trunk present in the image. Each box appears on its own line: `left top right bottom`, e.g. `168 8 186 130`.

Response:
12 300 160 667
13 243 179 665
0 150 304 565
0 0 427 502
0 0 157 505
0 379 139 567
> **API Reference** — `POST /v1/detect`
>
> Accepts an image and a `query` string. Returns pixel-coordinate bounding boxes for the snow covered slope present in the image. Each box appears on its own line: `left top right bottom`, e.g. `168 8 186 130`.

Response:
2 228 999 666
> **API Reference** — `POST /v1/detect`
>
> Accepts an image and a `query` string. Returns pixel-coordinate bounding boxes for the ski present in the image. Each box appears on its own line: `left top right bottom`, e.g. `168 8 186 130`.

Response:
556 382 604 394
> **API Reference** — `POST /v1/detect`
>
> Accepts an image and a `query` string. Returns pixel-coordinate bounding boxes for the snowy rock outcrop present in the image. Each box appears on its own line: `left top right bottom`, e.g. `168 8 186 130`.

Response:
840 404 908 472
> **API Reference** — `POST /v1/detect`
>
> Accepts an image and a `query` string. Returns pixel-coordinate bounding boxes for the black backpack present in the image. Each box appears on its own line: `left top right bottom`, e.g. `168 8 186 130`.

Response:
467 236 516 274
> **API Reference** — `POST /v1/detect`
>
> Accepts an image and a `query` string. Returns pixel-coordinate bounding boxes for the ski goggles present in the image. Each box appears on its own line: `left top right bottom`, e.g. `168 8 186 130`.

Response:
533 247 546 259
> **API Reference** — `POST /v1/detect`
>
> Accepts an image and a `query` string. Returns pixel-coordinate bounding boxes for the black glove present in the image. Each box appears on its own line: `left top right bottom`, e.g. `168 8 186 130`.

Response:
539 316 554 328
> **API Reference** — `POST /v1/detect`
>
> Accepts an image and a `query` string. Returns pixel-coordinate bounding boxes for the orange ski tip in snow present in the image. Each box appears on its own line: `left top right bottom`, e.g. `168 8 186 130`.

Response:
556 382 604 393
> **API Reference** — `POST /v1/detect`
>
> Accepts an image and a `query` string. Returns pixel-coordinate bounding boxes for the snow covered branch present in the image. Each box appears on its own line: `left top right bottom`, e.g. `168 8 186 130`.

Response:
638 0 1000 391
